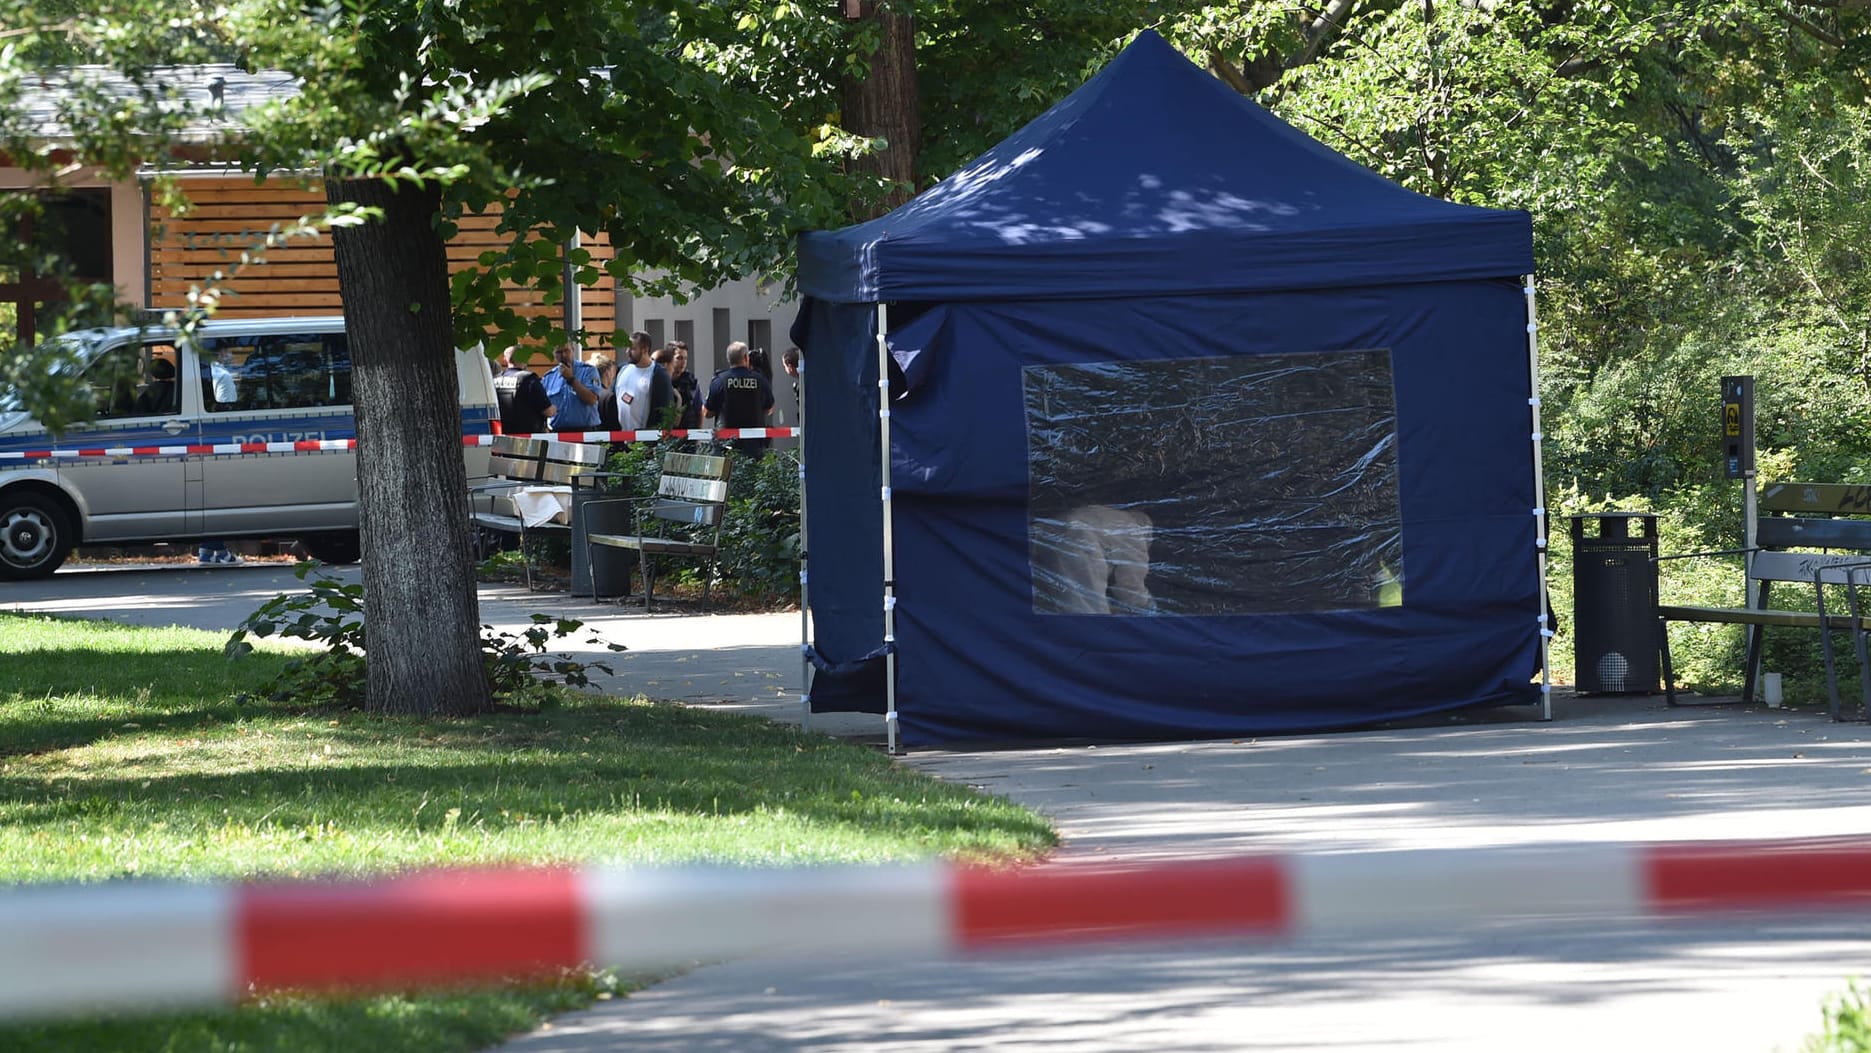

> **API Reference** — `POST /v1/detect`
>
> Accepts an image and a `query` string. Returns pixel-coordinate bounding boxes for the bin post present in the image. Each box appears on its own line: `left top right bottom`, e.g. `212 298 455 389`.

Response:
1570 513 1661 693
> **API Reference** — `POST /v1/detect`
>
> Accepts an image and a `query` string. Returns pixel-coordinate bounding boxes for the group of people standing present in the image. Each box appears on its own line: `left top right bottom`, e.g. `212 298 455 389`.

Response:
494 333 781 455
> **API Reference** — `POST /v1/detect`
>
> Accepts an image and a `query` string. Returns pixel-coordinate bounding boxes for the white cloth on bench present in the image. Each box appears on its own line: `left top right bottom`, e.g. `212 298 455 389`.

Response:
510 486 573 528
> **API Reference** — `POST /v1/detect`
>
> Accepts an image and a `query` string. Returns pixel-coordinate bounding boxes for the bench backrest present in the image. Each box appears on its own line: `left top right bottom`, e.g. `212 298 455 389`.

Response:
488 435 546 481
541 440 606 484
1752 482 1871 582
487 436 606 485
1750 550 1871 585
648 451 732 528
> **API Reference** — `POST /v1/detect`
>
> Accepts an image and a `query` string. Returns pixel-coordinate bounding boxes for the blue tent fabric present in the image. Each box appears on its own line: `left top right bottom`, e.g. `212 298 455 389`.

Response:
793 31 1541 744
798 31 1531 304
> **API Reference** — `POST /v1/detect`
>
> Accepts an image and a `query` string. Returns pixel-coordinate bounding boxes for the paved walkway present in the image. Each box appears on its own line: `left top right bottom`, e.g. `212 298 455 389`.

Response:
495 693 1871 1053
10 562 1871 1050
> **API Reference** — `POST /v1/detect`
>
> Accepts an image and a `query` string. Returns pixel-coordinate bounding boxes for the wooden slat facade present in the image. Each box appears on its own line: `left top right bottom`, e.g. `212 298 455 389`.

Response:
148 177 617 337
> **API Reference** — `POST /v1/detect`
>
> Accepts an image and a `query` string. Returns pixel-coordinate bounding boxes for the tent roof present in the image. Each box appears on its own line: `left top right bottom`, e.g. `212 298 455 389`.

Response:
797 30 1533 304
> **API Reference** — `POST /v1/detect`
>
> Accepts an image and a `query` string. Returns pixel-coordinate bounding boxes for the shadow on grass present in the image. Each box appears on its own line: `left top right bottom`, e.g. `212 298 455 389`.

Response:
0 700 1047 852
0 632 1054 871
0 618 1054 1052
0 641 293 757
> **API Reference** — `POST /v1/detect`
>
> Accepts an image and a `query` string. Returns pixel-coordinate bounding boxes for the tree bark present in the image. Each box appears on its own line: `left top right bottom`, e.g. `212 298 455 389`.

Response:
327 175 492 716
840 1 920 220
1210 0 1361 96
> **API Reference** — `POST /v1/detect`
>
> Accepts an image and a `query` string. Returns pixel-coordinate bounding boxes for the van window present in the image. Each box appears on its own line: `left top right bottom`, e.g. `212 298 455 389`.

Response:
89 341 180 419
204 332 351 412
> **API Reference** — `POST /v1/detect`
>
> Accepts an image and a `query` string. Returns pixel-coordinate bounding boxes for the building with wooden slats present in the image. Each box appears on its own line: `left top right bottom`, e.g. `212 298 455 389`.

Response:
144 172 617 339
4 65 802 424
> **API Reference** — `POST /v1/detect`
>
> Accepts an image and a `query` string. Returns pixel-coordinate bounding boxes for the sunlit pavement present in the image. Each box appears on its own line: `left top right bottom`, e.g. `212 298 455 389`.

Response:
9 562 1871 1050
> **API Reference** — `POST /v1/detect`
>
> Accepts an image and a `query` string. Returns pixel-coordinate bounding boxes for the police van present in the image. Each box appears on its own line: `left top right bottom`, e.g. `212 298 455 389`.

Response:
0 316 497 579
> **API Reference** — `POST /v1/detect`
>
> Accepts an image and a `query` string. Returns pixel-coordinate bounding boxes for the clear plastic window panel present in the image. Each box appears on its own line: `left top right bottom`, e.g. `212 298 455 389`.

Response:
224 334 351 410
1024 349 1404 616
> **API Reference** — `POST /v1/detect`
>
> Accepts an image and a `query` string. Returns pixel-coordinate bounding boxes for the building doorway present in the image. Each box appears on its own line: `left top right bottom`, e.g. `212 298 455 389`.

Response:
2 188 113 347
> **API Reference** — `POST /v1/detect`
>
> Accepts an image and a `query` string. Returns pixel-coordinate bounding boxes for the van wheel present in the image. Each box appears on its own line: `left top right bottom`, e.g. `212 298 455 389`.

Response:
0 492 74 580
299 532 361 565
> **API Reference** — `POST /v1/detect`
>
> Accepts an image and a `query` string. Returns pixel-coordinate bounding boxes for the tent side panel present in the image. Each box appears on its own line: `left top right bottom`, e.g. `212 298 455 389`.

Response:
893 500 1538 743
881 283 1539 743
795 298 888 713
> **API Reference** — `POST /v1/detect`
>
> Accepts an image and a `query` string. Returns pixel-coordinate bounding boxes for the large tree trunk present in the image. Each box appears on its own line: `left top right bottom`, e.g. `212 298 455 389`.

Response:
840 0 920 220
327 175 491 716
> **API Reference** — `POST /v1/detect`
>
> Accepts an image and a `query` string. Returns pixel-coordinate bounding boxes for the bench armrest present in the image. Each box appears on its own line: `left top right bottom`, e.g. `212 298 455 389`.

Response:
1652 546 1757 564
572 470 634 494
578 494 657 530
1812 558 1871 585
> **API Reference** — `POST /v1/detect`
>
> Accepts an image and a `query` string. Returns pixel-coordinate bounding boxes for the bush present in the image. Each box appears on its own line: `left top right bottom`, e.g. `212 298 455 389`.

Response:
604 440 801 604
1807 979 1871 1053
1548 464 1857 705
603 438 663 494
717 447 802 602
225 562 624 708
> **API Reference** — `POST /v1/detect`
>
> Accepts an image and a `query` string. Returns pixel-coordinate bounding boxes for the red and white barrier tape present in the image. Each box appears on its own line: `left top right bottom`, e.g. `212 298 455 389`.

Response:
0 439 360 460
5 838 1871 1018
0 428 801 462
493 427 801 445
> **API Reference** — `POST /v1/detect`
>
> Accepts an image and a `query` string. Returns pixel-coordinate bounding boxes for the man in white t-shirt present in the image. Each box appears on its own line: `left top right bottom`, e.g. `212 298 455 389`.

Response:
201 346 244 564
613 331 656 431
210 347 238 407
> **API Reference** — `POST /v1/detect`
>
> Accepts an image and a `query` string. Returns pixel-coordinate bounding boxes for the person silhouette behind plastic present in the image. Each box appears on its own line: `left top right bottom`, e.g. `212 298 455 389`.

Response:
1036 504 1154 615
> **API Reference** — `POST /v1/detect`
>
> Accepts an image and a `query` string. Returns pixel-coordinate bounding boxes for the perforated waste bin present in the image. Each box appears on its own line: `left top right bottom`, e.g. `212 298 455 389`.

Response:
1571 512 1660 693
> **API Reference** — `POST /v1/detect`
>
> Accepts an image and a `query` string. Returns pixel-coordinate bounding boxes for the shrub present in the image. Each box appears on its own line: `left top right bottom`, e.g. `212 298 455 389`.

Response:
717 447 802 602
604 440 801 604
1806 979 1871 1053
224 562 624 708
1549 466 1855 705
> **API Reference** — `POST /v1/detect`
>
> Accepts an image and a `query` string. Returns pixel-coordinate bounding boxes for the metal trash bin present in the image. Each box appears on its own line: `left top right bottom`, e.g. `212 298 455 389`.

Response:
1571 512 1660 693
569 481 633 598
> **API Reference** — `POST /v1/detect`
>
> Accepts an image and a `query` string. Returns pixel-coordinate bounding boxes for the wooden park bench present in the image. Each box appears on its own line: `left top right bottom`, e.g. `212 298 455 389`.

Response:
469 435 613 589
1657 482 1871 720
584 449 732 610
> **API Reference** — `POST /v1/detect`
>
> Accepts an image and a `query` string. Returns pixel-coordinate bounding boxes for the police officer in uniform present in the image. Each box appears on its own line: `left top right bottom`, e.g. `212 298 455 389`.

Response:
702 340 776 457
493 345 553 435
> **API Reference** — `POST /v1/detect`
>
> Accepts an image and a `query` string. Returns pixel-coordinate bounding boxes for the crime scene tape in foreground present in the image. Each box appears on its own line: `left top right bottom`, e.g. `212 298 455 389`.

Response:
0 427 801 462
6 838 1871 1019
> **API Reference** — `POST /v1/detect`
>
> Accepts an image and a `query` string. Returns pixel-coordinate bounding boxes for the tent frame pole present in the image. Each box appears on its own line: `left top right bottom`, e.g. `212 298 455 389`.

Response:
876 304 900 752
1525 275 1553 721
797 346 811 733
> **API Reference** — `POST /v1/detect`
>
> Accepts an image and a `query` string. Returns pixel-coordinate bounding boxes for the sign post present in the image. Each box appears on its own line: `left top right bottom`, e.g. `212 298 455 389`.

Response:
1722 375 1759 605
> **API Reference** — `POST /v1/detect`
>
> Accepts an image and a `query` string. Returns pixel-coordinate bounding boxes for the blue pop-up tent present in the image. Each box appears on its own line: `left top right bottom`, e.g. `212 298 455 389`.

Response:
792 30 1547 747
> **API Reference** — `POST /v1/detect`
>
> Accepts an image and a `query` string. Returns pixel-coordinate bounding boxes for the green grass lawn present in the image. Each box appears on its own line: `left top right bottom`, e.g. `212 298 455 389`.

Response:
0 612 1056 1052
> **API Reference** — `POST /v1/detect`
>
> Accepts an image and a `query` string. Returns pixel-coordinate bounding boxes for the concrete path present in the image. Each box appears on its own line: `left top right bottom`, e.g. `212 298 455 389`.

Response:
8 561 1871 1050
501 695 1871 1053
